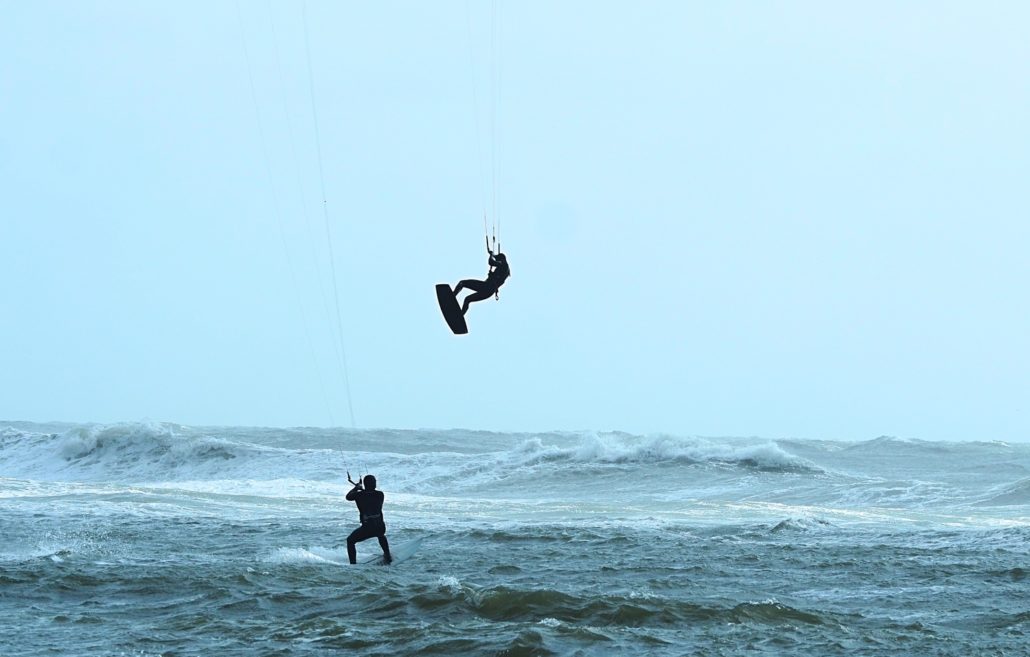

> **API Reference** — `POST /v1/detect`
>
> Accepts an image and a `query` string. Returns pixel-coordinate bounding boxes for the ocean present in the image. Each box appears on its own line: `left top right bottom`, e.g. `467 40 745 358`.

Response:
1 421 1027 656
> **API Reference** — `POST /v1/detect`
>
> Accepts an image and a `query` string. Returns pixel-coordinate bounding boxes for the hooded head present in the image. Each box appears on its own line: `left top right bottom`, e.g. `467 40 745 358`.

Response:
363 474 377 490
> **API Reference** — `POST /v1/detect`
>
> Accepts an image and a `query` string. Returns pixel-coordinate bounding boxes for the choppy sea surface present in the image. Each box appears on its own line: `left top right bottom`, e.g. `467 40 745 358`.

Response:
1 421 1027 656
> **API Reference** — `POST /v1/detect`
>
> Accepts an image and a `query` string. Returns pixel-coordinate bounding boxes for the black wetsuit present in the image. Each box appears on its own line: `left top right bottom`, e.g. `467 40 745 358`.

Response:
455 254 511 314
345 485 390 564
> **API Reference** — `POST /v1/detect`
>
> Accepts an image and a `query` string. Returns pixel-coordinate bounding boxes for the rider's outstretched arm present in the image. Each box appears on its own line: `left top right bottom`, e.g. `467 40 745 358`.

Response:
345 481 363 501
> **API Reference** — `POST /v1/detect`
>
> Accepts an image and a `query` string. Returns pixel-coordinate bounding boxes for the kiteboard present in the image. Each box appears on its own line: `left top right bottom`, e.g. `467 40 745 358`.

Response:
435 284 468 335
358 537 424 566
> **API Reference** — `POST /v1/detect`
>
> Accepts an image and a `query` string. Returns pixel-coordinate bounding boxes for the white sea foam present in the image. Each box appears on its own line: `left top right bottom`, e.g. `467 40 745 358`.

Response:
0 424 818 488
976 477 1030 506
506 433 820 471
2 422 1029 524
437 575 463 593
264 546 347 565
0 423 332 483
0 527 114 563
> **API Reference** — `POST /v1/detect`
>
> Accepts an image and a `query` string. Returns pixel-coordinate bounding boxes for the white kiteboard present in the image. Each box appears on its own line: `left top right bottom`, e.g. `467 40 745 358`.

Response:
357 537 424 566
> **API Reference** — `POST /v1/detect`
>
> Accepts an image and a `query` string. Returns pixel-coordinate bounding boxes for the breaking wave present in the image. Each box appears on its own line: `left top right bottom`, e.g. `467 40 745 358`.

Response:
3 422 1027 518
505 434 821 472
0 423 317 483
976 477 1030 506
0 423 819 486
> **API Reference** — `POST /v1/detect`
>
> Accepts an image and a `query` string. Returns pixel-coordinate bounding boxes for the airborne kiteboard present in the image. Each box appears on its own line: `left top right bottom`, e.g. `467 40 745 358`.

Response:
435 284 468 335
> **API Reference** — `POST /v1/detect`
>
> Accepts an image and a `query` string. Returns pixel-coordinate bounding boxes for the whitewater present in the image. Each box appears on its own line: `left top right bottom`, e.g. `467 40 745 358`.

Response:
1 421 1027 656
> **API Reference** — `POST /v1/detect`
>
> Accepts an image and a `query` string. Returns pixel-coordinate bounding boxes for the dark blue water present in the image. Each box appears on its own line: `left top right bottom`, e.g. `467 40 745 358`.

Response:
2 422 1027 655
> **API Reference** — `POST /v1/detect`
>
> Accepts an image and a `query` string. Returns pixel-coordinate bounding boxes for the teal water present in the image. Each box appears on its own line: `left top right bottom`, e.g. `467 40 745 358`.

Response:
1 422 1027 655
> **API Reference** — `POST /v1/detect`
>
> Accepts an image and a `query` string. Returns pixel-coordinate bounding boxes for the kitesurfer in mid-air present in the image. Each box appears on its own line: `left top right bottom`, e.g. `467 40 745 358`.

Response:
345 473 391 565
454 251 510 315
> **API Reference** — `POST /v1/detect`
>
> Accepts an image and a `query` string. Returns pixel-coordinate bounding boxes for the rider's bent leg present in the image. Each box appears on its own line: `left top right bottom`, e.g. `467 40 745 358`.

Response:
461 289 494 314
455 279 488 296
347 524 376 564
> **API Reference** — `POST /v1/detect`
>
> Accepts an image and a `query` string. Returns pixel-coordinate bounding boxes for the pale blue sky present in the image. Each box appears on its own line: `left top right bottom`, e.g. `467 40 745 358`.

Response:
2 1 1028 440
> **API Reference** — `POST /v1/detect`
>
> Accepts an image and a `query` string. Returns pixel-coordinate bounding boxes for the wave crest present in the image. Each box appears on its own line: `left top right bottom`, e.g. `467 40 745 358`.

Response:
976 477 1030 506
0 422 273 482
509 433 820 473
412 578 832 628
